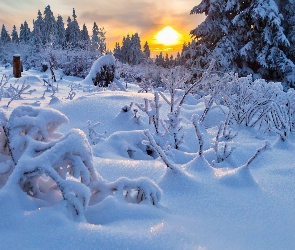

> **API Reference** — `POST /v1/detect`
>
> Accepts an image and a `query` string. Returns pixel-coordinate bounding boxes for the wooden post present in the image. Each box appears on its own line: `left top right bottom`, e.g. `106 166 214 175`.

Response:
13 54 21 78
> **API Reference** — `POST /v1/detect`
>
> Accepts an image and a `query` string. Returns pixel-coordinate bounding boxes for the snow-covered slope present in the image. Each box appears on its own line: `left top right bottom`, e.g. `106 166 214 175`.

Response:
0 66 295 250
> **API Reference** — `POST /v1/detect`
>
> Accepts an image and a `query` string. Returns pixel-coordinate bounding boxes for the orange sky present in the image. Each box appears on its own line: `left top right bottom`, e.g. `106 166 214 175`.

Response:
0 0 205 57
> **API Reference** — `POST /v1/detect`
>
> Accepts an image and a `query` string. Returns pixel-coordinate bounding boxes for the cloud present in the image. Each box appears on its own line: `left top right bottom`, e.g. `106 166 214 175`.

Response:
79 0 161 33
0 0 204 55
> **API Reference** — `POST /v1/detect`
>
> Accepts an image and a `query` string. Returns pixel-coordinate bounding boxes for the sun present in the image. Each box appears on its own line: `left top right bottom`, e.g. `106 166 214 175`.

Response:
154 26 183 46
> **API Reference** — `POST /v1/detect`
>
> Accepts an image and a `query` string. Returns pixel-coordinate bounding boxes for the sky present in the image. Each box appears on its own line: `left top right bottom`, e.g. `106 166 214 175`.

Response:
0 0 204 57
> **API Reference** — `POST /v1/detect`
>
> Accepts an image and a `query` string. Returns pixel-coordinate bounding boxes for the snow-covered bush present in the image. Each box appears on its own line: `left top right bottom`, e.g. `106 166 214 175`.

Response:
83 54 116 87
6 79 31 107
136 92 161 134
0 106 162 221
219 76 294 140
87 120 107 145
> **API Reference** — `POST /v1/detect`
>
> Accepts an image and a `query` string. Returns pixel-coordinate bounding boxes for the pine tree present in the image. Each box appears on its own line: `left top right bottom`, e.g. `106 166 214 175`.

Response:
188 0 295 88
164 53 170 67
155 51 165 67
176 52 181 66
170 55 174 67
143 41 151 59
188 0 235 71
11 25 19 43
68 8 81 47
91 22 106 53
65 16 72 45
81 23 90 45
32 10 45 46
121 35 132 63
129 33 143 64
42 5 57 44
0 24 11 43
113 42 122 60
56 15 66 48
19 21 31 43
114 33 144 64
278 0 295 63
234 0 294 86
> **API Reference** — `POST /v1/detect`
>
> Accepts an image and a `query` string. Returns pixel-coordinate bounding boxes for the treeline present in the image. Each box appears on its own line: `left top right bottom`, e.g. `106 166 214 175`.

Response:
0 5 107 78
0 5 106 52
113 33 189 68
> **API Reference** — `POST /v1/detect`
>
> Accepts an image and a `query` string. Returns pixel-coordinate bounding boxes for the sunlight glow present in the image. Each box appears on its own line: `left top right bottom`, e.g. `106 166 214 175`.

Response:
154 26 183 46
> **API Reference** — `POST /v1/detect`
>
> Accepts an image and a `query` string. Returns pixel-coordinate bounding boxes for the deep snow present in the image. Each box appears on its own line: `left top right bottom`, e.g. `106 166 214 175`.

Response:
0 66 295 250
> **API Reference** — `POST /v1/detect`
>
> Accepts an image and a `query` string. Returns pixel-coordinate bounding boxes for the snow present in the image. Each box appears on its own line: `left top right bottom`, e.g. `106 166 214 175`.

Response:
0 65 295 249
81 54 126 91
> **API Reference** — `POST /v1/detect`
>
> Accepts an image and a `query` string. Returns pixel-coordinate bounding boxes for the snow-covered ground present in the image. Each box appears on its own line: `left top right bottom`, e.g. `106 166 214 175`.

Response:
0 65 295 250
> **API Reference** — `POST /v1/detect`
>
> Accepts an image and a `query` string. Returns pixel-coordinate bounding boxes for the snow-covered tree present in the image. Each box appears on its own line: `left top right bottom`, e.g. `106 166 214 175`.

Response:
120 34 132 63
81 23 90 48
19 21 31 43
278 0 295 64
56 15 66 48
0 24 11 44
187 0 236 73
11 25 19 43
129 33 143 65
91 22 106 53
66 8 81 47
42 5 57 44
65 16 71 43
32 10 44 47
233 0 294 87
113 42 122 61
116 33 144 65
155 52 165 67
143 41 151 59
71 8 81 47
188 0 295 88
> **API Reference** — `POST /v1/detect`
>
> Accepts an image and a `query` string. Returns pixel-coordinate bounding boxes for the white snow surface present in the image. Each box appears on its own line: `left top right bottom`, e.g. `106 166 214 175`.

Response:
0 66 295 250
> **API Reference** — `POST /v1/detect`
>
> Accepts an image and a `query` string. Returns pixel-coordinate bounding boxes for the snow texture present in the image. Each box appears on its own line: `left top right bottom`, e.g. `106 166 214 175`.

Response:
0 65 295 250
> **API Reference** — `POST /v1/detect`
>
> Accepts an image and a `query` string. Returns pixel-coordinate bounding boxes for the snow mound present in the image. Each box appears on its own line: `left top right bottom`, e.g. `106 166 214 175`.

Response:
93 130 156 160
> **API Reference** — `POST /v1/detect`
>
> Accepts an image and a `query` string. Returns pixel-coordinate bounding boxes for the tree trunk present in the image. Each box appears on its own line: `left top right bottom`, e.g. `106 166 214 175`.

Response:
13 55 21 78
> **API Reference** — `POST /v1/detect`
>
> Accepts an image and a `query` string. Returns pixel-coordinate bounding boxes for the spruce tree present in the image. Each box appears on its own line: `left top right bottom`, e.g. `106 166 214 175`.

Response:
121 35 131 63
0 24 11 43
170 55 174 67
155 51 165 67
188 0 295 88
42 5 57 44
65 16 72 45
68 8 81 47
32 10 45 46
81 24 90 42
234 0 294 86
278 0 295 63
56 15 66 48
91 22 106 53
11 25 19 43
164 53 169 67
188 0 235 71
113 42 122 61
143 41 151 59
19 21 31 43
129 33 143 65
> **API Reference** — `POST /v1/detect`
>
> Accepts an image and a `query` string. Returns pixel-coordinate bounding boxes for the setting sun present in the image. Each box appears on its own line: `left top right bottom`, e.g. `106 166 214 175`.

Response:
154 26 183 46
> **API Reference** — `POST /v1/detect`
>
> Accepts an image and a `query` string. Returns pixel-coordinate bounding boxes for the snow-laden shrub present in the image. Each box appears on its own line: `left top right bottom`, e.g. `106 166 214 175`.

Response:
216 76 294 140
83 54 116 87
0 106 162 221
